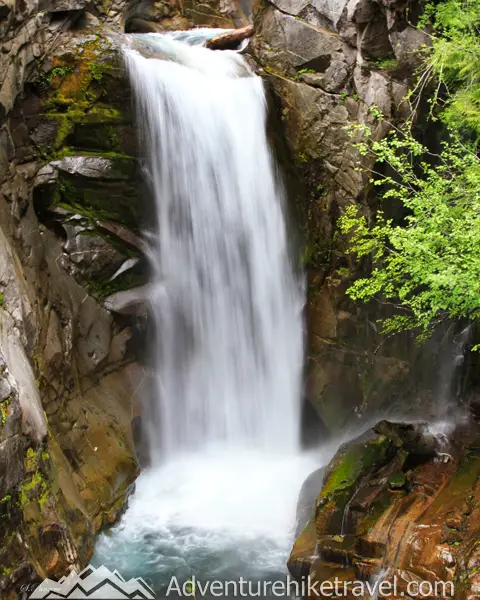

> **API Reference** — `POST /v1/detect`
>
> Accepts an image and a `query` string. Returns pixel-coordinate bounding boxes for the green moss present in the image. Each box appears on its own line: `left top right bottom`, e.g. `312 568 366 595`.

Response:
295 68 316 81
298 151 309 164
19 471 50 512
388 471 406 489
87 269 146 300
0 396 11 426
0 293 4 307
25 447 38 472
0 565 13 577
321 435 391 498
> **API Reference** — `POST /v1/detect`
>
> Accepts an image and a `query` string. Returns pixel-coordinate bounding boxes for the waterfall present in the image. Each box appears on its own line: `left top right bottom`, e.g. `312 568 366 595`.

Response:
124 33 304 460
93 34 317 594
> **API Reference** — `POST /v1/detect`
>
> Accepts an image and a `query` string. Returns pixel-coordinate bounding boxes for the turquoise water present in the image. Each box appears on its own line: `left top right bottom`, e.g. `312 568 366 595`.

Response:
93 448 318 598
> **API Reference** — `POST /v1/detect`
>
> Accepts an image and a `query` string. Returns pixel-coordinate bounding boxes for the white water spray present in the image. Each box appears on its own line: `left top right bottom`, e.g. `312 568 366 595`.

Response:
94 33 316 591
124 33 304 459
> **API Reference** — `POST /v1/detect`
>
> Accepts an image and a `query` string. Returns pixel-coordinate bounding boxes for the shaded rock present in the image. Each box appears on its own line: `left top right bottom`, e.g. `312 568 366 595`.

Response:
295 466 325 535
104 285 152 317
390 25 430 70
0 435 25 495
359 13 392 59
299 58 350 92
96 220 145 253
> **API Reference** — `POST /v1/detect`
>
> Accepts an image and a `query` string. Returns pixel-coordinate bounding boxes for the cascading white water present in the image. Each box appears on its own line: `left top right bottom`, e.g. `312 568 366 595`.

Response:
125 33 304 459
93 33 319 595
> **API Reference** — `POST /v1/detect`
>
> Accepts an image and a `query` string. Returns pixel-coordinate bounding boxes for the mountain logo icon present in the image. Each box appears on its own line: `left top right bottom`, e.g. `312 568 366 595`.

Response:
28 564 156 599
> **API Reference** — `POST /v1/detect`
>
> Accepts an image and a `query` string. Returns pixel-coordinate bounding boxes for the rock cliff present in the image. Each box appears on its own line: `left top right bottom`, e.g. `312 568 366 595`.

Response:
249 0 462 432
0 2 148 595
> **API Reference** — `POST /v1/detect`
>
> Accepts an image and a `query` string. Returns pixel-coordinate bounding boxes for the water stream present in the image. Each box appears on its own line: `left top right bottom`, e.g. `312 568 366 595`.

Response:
94 31 317 596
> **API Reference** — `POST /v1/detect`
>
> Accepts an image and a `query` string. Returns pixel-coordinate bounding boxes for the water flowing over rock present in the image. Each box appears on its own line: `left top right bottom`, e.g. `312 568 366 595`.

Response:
124 32 304 457
289 420 480 599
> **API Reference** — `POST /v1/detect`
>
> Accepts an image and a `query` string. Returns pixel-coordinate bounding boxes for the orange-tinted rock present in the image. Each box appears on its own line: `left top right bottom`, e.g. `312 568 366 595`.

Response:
290 421 480 600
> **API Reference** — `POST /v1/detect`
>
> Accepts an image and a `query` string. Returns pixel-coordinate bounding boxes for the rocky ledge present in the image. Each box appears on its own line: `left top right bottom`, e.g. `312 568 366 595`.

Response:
289 420 480 599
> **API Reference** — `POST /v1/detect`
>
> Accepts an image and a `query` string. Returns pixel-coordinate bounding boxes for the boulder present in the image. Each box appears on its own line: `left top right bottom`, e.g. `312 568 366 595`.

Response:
258 7 343 75
289 421 480 599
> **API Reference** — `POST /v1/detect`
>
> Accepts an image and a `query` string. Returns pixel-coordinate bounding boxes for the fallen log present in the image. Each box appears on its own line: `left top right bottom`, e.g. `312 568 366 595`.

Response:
205 24 254 50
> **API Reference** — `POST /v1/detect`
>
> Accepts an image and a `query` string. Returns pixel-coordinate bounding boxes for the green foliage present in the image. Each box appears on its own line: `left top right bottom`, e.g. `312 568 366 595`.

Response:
338 0 480 340
371 57 398 71
420 0 480 139
339 126 480 338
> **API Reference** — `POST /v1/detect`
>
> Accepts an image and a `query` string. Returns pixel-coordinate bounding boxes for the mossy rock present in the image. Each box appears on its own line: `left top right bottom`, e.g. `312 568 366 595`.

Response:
388 471 406 489
315 431 395 535
35 35 135 159
34 155 141 230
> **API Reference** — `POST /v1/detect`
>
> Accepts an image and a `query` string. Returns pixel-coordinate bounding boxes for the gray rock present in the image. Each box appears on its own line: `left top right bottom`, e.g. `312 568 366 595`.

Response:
104 285 152 317
311 0 349 27
270 0 309 17
52 156 132 180
77 295 113 374
63 222 126 281
354 66 392 116
260 7 342 74
390 25 430 69
296 466 326 535
108 327 133 364
39 0 91 11
0 376 11 402
0 434 25 495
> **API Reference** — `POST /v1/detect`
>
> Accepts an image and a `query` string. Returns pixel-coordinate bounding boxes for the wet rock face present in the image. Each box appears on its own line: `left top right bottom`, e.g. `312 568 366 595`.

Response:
251 0 433 431
0 2 153 595
289 421 480 599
